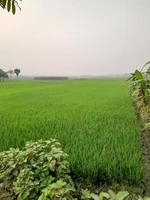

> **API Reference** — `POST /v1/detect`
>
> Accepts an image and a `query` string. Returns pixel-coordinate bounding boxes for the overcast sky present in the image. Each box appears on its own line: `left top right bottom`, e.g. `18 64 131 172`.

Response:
0 0 150 76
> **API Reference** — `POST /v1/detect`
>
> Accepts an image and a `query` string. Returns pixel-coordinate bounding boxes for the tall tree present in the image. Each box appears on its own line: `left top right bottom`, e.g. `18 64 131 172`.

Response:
14 68 21 78
7 69 14 75
0 0 21 14
0 69 8 81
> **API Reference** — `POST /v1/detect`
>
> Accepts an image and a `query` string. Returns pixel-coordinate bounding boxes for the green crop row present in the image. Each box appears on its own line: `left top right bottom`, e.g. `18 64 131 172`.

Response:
0 79 143 184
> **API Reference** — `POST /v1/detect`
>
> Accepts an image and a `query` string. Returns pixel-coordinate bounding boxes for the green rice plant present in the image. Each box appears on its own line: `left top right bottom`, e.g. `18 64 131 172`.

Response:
0 79 143 184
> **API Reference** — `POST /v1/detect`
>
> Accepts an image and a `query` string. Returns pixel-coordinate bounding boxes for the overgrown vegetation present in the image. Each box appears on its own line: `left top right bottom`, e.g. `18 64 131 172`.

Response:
128 64 150 193
0 139 74 199
128 65 150 130
0 79 143 184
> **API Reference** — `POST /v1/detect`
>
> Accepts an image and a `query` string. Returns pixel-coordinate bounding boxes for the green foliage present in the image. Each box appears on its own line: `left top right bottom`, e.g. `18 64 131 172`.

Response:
106 190 129 200
0 139 74 199
128 66 150 129
81 189 98 199
0 0 21 14
86 189 128 200
0 79 143 184
81 189 150 200
0 68 8 81
14 68 21 77
38 180 75 200
128 70 144 81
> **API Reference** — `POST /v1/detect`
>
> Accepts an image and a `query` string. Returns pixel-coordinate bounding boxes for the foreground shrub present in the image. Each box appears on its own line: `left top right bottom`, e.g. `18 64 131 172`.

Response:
0 139 74 199
0 139 150 200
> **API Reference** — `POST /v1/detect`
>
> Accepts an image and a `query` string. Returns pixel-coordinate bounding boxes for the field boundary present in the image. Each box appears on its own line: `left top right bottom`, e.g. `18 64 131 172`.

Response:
134 106 150 195
128 68 150 194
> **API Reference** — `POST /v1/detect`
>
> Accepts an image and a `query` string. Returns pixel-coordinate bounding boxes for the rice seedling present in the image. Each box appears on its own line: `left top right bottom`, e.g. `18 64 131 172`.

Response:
0 79 143 184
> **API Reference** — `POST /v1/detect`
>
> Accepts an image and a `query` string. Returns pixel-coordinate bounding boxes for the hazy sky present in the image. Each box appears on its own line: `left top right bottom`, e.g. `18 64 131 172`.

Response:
0 0 150 76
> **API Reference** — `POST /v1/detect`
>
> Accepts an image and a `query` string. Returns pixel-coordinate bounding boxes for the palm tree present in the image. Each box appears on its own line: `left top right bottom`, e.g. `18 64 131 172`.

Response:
0 69 8 81
0 0 21 14
14 68 21 78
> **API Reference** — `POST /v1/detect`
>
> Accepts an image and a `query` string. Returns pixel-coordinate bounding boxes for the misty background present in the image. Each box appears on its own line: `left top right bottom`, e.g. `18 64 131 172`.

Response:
0 0 150 76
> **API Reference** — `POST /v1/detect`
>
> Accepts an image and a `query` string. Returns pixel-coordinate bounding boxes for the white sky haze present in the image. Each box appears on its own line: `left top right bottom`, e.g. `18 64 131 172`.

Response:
0 0 150 76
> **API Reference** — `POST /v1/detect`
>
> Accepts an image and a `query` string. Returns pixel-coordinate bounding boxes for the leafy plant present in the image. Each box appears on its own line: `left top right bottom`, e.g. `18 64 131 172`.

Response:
0 0 21 14
0 139 74 199
81 189 150 200
107 190 129 200
14 68 21 78
128 70 144 81
138 196 150 200
38 179 75 200
128 65 150 128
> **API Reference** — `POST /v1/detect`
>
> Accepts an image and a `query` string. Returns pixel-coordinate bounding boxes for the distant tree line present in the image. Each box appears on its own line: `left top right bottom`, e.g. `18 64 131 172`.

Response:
34 76 69 80
0 68 21 81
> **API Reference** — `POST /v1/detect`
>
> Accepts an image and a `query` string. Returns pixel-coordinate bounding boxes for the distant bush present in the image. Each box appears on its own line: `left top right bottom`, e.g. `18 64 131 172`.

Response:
34 76 69 80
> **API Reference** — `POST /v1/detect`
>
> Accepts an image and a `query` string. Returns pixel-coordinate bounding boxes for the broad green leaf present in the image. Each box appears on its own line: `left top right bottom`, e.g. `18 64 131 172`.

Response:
135 70 144 80
138 196 143 200
38 193 47 200
108 190 116 199
18 191 30 200
91 193 99 200
99 192 110 200
144 197 150 200
115 191 129 200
